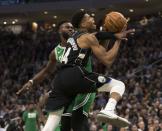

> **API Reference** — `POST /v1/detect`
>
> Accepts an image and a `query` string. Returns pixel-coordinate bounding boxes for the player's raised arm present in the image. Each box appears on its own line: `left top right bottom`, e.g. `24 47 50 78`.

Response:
78 33 121 67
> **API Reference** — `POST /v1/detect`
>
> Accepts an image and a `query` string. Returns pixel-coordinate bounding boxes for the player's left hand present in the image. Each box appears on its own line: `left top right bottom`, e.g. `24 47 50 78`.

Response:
16 80 33 95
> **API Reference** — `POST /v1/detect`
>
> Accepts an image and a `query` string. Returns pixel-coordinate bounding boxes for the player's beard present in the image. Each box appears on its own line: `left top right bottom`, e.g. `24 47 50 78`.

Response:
29 108 34 112
61 32 70 40
54 32 70 43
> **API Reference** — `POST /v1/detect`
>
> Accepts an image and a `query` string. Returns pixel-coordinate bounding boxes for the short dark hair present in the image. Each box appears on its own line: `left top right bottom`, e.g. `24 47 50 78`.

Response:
71 11 87 28
56 20 70 31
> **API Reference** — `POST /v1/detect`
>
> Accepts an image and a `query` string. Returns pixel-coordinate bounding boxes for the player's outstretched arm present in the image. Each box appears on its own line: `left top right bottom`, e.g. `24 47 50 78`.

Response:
92 28 135 41
88 27 135 66
16 52 56 95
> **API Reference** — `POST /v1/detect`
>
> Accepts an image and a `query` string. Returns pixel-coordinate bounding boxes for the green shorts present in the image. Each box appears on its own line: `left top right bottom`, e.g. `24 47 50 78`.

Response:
62 93 96 117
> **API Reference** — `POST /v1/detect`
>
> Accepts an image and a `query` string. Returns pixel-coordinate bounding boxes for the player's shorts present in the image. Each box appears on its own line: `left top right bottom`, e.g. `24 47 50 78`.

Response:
45 65 111 112
62 93 96 117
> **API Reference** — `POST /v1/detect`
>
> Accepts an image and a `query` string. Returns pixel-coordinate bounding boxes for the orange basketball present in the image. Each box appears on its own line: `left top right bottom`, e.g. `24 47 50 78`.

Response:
104 11 127 32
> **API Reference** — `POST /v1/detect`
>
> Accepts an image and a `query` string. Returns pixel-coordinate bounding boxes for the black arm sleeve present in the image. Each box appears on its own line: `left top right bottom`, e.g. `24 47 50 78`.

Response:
95 31 116 40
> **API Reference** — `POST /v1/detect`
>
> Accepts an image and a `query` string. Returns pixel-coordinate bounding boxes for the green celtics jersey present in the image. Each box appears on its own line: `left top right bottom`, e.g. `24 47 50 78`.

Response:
54 44 66 62
102 123 108 131
23 110 38 131
55 126 61 131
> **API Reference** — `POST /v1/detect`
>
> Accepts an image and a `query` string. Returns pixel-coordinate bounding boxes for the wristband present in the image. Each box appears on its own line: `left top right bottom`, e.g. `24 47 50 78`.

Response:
95 31 116 40
29 80 34 85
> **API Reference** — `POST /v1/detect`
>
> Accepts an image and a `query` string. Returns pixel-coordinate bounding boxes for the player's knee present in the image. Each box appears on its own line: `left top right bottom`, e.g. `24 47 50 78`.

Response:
110 80 125 97
119 81 125 90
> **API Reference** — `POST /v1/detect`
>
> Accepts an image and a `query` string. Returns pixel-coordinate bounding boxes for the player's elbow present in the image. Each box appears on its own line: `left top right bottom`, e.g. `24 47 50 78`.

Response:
97 54 114 67
101 59 113 67
104 55 116 67
105 60 113 67
104 56 114 66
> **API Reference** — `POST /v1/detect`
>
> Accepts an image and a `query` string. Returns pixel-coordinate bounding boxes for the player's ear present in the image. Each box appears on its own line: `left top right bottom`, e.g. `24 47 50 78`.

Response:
80 21 86 28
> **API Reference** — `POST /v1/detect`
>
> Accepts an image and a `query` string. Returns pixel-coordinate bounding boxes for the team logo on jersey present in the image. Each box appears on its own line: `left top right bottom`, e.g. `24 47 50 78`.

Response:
98 76 106 83
78 53 86 59
28 113 36 118
67 38 78 50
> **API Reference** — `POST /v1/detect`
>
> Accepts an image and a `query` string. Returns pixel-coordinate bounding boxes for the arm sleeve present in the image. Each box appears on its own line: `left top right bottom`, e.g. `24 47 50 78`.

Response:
95 31 116 40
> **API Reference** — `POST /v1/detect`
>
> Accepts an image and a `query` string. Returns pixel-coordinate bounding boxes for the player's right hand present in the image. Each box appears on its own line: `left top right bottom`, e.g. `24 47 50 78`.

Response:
114 28 135 41
16 81 33 95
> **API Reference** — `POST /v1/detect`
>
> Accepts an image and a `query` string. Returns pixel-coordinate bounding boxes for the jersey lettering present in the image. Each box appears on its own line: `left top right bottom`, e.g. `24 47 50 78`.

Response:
67 38 78 50
28 112 36 118
61 47 71 64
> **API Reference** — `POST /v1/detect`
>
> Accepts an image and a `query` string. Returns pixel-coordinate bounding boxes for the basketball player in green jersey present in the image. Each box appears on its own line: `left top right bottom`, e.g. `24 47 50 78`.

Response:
23 102 40 131
54 35 95 131
17 20 94 131
36 21 95 131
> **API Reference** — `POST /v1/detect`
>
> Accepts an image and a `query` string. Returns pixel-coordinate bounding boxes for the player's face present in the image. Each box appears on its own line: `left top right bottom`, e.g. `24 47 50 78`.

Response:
59 22 74 36
28 103 34 110
81 13 96 30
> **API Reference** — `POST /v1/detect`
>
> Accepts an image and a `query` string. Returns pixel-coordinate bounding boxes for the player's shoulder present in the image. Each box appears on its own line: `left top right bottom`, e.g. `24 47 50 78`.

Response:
49 49 56 61
79 33 96 42
50 49 56 57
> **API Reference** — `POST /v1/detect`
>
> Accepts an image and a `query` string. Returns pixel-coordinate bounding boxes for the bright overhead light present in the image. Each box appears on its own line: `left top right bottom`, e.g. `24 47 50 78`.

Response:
91 13 95 17
32 22 38 31
80 9 84 11
3 21 7 25
145 0 149 2
32 22 38 26
53 16 57 19
158 12 161 15
12 21 15 24
129 9 134 12
52 24 56 27
99 26 103 31
44 11 48 15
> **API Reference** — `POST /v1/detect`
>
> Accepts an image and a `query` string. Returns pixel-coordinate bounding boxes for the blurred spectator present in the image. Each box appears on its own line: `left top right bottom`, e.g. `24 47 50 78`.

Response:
22 102 40 131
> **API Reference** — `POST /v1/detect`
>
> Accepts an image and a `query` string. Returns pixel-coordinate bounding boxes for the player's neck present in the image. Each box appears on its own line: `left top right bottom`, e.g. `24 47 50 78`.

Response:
79 28 95 33
79 28 88 32
60 35 67 47
60 42 67 47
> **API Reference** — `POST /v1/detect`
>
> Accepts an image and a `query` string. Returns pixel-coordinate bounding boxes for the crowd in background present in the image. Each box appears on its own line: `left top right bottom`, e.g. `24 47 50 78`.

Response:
0 15 162 131
0 0 67 5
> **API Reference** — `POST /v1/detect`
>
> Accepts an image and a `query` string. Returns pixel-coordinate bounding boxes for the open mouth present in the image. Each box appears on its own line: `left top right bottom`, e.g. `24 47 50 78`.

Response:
92 20 95 24
92 21 96 26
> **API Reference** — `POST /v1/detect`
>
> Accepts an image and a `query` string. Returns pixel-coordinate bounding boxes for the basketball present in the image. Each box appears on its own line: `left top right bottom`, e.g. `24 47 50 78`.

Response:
104 11 128 32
